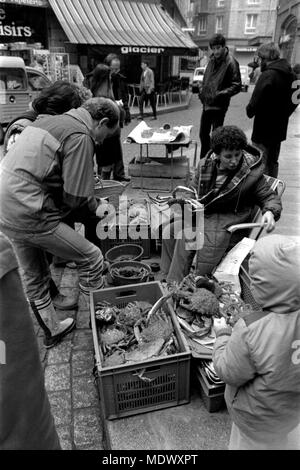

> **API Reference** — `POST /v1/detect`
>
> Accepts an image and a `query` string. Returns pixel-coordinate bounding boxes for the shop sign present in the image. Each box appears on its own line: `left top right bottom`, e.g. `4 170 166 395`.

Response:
121 46 165 54
0 6 32 37
0 0 49 7
235 47 257 52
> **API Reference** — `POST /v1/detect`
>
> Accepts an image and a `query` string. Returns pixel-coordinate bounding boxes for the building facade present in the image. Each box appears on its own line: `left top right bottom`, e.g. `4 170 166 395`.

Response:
274 0 300 65
191 0 278 66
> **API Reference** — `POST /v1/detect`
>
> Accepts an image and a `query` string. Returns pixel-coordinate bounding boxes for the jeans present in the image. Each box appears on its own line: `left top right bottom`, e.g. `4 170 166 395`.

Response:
199 109 227 159
1 222 104 301
252 141 281 178
139 90 157 118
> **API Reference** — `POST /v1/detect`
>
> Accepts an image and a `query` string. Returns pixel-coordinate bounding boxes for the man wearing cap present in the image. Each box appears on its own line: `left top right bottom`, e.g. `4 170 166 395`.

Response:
199 34 242 159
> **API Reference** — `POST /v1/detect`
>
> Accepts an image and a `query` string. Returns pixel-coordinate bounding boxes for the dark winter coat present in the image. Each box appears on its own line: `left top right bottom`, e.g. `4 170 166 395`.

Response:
199 48 241 111
111 71 131 124
191 146 282 275
246 58 298 145
0 233 60 450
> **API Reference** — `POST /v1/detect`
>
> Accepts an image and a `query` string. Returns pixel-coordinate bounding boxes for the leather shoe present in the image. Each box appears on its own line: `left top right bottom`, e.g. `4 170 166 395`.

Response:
137 115 143 120
52 293 78 310
115 176 131 182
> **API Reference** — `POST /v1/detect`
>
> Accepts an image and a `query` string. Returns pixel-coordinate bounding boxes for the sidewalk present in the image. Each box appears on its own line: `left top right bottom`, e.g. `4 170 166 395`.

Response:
35 107 299 451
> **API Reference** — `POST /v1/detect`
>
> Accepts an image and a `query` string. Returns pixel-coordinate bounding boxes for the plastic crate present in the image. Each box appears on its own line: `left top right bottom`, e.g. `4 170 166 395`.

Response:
239 263 262 311
91 282 191 420
95 199 151 258
194 364 225 413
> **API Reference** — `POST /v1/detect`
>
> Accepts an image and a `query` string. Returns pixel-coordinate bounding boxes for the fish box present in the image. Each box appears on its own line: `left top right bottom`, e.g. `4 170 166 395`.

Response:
194 363 225 413
91 282 191 420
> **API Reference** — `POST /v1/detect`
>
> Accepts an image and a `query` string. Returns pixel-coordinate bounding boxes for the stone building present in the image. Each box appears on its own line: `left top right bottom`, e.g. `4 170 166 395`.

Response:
191 0 278 66
274 0 300 65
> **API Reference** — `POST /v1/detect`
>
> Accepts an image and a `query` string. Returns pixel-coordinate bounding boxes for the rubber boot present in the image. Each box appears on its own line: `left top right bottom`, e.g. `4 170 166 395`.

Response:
30 294 76 349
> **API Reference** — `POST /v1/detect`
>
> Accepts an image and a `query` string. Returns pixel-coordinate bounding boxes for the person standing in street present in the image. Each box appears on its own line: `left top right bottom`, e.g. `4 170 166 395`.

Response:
246 43 298 178
104 53 131 181
213 235 300 450
198 34 241 159
0 97 120 349
138 61 157 120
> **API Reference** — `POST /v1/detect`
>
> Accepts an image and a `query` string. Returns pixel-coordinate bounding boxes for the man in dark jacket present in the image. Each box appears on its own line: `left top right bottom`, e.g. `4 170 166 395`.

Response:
160 126 282 283
246 43 298 178
199 34 242 159
102 54 131 181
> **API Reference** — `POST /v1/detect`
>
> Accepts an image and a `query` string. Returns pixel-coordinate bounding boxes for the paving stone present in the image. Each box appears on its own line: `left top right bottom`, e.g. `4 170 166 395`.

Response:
73 408 103 448
56 425 73 450
76 309 91 329
73 376 98 409
73 330 94 351
48 390 72 426
47 341 73 365
72 356 94 377
76 443 104 450
45 364 71 392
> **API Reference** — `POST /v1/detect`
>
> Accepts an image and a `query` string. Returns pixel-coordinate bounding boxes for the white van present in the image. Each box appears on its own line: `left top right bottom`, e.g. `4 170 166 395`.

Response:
0 57 51 143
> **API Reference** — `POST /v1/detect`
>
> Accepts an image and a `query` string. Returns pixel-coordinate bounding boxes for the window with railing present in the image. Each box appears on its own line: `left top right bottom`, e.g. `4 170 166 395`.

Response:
245 14 258 34
217 0 225 7
216 15 223 33
247 0 260 4
198 16 207 35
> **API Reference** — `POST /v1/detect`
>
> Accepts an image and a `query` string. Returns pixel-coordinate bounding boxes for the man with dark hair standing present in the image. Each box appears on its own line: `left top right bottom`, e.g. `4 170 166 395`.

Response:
246 42 298 178
199 34 241 159
138 61 157 120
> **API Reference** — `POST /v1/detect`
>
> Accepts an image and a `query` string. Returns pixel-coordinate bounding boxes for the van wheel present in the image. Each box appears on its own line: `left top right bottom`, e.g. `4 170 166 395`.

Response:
0 125 4 145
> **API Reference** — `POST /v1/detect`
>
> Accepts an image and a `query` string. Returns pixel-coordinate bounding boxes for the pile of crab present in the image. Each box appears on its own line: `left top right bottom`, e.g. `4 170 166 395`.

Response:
168 274 252 356
95 294 180 368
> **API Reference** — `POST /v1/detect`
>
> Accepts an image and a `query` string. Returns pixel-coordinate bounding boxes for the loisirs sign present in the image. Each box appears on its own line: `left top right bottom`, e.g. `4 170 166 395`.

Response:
0 0 49 7
0 6 32 37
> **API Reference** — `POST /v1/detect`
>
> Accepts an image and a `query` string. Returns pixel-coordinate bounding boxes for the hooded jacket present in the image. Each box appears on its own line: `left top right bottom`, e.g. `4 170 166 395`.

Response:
246 58 298 144
191 146 282 275
213 235 300 445
199 47 241 111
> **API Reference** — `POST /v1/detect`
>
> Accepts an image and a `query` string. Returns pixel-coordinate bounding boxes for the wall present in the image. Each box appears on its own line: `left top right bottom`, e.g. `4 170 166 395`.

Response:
275 0 300 65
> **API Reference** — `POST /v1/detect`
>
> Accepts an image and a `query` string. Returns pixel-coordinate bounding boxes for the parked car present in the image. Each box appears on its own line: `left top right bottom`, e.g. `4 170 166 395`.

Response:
191 67 206 93
239 65 250 92
0 57 51 144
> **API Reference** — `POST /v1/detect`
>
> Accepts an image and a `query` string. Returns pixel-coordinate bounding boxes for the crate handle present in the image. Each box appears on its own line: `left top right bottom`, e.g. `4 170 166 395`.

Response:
115 289 137 299
133 366 161 383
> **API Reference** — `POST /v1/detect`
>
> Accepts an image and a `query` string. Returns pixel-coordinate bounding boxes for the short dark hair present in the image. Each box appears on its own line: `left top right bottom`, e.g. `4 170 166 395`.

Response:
209 34 226 48
257 42 280 61
32 81 82 115
211 126 247 154
104 53 119 66
81 97 120 128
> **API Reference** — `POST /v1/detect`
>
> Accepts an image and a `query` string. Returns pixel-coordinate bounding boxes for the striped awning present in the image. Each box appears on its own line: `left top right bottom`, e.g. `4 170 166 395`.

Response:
48 0 198 54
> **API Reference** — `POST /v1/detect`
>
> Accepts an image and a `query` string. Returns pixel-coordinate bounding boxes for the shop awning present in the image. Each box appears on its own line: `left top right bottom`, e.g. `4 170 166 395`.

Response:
48 0 198 55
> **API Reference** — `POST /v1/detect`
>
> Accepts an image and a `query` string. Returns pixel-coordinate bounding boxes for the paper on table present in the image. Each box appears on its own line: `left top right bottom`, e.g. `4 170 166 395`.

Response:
125 121 193 145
